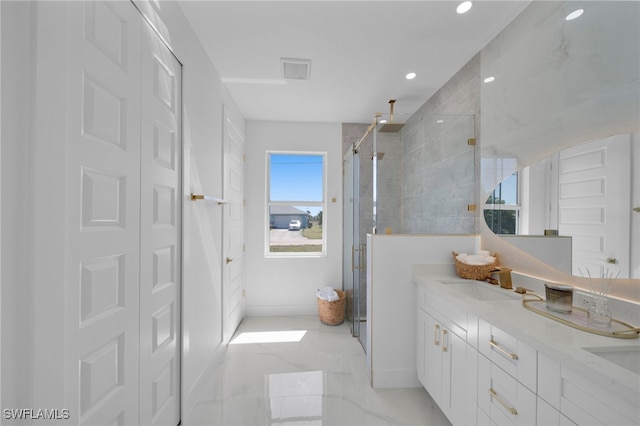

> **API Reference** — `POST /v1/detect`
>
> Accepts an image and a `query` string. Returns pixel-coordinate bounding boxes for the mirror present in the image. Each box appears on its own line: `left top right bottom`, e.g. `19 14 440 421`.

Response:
484 133 639 279
478 1 639 300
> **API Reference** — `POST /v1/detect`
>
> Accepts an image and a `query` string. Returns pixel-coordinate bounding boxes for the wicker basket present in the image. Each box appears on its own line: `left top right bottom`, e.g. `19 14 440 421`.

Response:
317 290 345 326
452 251 499 280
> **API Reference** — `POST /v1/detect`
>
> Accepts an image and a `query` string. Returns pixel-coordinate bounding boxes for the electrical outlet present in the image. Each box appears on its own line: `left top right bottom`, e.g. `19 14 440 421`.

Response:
575 291 595 307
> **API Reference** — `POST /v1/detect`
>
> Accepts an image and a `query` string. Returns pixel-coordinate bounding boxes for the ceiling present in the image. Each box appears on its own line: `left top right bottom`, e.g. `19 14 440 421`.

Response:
178 1 531 124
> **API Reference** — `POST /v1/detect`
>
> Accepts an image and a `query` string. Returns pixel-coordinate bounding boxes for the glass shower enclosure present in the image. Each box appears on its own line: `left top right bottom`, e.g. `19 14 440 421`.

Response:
343 117 403 349
343 114 476 352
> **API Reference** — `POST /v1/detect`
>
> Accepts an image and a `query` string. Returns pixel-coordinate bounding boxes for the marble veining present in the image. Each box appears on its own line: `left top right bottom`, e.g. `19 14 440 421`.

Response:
184 316 450 426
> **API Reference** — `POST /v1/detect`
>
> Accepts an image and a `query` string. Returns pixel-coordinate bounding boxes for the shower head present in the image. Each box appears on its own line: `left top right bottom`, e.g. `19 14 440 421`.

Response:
378 100 405 133
378 123 405 133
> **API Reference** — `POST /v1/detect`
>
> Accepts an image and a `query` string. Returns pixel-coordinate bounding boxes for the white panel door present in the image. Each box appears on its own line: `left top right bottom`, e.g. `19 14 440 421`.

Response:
65 2 142 424
222 106 245 342
139 22 182 426
558 135 631 278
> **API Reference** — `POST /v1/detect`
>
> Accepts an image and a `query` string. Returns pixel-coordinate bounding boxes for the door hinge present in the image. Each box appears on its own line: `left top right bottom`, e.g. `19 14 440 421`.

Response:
467 138 476 146
467 204 477 211
242 289 246 297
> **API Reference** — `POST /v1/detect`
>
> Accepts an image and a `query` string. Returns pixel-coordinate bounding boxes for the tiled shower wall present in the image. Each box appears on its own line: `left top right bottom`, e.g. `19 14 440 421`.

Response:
342 53 481 235
401 54 481 234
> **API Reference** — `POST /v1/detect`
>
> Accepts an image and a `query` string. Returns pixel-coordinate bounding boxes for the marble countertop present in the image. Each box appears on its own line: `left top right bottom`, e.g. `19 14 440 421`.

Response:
413 271 640 396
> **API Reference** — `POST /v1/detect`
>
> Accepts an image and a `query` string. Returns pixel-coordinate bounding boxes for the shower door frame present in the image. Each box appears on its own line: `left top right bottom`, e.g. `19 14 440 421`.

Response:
343 148 363 339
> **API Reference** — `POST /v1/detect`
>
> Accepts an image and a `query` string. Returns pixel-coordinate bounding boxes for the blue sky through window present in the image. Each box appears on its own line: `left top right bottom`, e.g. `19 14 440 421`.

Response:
270 154 324 215
499 173 518 204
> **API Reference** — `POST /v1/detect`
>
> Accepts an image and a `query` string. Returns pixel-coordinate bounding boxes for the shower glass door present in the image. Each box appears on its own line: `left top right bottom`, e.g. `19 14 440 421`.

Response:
343 150 358 337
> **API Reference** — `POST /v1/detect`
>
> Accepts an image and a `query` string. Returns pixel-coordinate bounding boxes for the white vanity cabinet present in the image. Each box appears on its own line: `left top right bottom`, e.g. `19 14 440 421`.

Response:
415 276 640 426
538 352 640 425
416 285 477 425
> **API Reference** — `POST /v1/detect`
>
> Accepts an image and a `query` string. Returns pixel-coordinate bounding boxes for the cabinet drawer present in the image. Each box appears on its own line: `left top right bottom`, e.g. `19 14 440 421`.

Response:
479 319 537 392
537 397 576 426
560 365 640 425
478 354 536 426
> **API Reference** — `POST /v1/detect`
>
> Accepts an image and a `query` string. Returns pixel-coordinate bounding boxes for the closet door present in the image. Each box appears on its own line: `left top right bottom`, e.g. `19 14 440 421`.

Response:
65 1 142 424
139 20 182 426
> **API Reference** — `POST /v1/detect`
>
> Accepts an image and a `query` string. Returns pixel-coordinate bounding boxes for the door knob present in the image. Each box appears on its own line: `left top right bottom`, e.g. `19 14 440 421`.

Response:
226 257 233 264
606 258 617 264
633 207 640 213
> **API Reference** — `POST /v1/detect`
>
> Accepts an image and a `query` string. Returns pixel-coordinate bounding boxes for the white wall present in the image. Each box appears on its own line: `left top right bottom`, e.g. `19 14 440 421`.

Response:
133 1 246 419
245 121 342 316
1 1 35 411
367 234 480 388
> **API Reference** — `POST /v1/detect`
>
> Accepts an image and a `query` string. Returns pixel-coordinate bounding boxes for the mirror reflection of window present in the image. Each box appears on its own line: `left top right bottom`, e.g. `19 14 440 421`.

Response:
484 172 519 235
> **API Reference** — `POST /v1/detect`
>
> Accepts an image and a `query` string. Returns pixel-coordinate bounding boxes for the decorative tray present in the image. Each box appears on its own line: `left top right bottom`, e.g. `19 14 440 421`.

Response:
522 293 640 339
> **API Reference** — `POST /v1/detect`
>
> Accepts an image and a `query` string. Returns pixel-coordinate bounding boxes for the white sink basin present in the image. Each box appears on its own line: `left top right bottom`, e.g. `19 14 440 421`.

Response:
583 346 640 375
442 281 521 301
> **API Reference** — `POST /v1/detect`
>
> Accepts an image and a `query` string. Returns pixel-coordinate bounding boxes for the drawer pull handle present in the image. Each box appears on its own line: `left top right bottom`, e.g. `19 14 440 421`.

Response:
489 339 518 360
442 329 448 352
434 324 440 346
489 388 518 415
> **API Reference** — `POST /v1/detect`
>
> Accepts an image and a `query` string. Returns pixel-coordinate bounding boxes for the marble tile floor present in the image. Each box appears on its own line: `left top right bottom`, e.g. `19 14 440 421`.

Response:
185 316 451 426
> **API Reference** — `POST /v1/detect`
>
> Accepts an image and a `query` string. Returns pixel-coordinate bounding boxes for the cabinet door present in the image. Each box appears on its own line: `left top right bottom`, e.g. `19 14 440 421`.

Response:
449 336 478 426
538 397 576 426
423 311 443 406
416 308 427 387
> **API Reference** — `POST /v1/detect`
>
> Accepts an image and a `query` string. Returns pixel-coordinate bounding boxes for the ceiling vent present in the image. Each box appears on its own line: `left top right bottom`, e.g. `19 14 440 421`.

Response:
281 58 311 80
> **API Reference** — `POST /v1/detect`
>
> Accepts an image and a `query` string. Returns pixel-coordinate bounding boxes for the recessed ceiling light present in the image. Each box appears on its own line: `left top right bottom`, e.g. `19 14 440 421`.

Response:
566 9 584 21
484 76 495 83
457 1 472 14
436 119 444 124
405 72 417 80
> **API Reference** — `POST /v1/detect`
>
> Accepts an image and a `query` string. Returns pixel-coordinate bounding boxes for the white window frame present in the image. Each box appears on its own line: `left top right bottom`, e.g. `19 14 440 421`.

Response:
265 151 327 258
483 171 521 235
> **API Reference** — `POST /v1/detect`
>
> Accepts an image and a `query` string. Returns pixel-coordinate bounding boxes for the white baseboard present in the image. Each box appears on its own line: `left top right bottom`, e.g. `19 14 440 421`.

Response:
245 303 317 317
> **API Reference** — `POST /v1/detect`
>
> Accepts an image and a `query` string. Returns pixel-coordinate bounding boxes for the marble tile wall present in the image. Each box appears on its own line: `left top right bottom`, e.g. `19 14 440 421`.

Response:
375 131 403 234
401 55 481 234
342 53 481 236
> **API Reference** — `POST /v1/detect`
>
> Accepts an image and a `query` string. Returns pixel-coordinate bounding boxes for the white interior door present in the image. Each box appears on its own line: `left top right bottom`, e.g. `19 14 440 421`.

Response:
139 20 182 426
558 134 631 278
222 106 245 342
58 2 181 424
65 2 142 423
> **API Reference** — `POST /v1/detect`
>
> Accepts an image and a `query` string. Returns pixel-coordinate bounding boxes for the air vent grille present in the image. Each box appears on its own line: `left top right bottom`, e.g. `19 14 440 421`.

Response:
281 58 311 80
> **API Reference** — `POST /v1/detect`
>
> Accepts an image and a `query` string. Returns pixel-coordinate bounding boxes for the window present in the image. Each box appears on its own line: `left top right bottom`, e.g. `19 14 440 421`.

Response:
266 152 326 256
484 172 519 234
